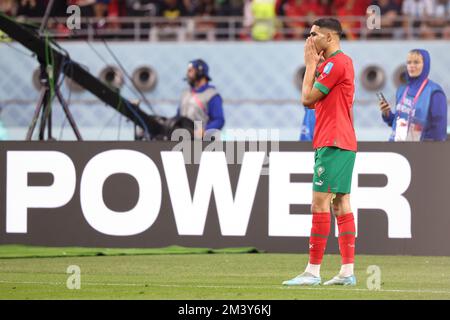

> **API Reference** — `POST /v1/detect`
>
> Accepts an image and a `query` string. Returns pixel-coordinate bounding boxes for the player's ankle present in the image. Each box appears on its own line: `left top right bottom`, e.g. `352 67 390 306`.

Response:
305 263 321 277
338 263 354 277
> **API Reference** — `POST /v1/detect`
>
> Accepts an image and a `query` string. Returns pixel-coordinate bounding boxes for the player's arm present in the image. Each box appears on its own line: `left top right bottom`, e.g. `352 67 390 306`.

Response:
302 37 325 108
308 50 344 107
302 75 326 108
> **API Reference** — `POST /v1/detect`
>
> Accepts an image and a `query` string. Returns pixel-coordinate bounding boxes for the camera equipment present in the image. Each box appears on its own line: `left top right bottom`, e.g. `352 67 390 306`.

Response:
0 9 193 141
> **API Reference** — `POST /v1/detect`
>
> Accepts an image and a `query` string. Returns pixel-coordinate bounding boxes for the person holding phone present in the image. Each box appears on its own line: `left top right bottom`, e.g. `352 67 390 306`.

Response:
379 49 448 141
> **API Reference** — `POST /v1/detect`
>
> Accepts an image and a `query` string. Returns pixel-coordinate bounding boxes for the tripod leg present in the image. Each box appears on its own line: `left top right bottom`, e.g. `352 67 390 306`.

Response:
47 104 53 140
55 89 83 141
26 87 47 140
39 89 56 141
38 99 47 141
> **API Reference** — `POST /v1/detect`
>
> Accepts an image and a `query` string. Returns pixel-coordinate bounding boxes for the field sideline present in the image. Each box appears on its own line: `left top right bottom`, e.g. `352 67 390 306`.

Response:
1 251 450 300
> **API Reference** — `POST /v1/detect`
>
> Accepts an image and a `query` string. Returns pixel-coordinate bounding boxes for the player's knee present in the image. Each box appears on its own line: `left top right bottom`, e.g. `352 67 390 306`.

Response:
333 203 352 216
311 202 330 213
332 203 341 215
332 209 345 217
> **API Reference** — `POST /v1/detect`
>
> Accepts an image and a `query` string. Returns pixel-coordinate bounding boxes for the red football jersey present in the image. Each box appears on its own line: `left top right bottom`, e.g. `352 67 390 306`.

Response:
312 50 357 151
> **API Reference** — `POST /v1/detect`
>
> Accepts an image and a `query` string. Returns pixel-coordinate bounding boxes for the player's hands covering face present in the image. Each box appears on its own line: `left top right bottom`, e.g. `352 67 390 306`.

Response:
304 37 324 67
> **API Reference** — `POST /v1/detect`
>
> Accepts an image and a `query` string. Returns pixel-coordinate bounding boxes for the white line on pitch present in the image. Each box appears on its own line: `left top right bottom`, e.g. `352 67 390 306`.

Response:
1 280 450 295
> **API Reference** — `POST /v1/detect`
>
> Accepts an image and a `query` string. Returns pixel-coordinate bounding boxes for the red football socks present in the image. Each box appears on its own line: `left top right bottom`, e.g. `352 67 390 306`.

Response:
337 213 356 264
309 212 331 265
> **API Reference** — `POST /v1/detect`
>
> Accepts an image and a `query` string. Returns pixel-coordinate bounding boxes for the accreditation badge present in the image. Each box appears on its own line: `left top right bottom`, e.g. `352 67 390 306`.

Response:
394 117 408 141
406 122 424 141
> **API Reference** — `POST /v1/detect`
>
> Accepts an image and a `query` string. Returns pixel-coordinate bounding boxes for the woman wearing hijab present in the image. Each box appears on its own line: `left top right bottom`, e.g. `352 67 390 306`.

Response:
380 49 448 141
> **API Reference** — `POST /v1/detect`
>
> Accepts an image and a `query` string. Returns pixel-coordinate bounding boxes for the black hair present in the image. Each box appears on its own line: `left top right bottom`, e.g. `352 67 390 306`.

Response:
312 18 343 38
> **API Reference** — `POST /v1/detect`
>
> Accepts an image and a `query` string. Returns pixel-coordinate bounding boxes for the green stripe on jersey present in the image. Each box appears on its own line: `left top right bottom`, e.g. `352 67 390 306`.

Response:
314 82 330 95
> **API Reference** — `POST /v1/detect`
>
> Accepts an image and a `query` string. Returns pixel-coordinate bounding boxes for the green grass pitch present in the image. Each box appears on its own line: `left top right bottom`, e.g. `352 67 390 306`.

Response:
1 248 450 299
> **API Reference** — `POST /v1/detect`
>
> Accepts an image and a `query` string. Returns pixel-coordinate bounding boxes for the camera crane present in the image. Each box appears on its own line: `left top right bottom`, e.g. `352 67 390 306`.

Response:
0 12 193 140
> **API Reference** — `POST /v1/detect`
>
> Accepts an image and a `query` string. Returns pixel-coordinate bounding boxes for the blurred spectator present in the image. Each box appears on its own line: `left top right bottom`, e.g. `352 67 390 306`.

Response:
183 0 197 15
419 20 436 38
95 0 110 19
434 0 450 18
1 0 448 41
158 0 188 17
68 0 96 17
429 0 450 38
125 0 158 16
368 0 402 38
443 22 450 39
250 0 278 41
47 2 72 38
276 0 325 39
184 0 216 17
0 0 18 16
215 0 245 40
122 1 158 40
151 0 188 40
79 0 124 31
319 0 331 15
184 0 217 40
215 0 245 16
401 0 434 38
16 0 46 18
102 0 128 35
241 0 253 39
334 0 371 40
441 0 450 39
15 1 70 37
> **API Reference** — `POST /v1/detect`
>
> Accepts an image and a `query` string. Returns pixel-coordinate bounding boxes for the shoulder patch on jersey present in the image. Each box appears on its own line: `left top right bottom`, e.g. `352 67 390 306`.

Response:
323 62 334 75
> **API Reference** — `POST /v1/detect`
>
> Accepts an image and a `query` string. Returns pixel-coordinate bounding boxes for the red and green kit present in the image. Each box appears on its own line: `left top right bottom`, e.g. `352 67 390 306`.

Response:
312 50 357 194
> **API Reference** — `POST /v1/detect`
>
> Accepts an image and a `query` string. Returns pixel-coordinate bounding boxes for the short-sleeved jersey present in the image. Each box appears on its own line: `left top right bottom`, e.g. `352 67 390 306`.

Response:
312 50 357 152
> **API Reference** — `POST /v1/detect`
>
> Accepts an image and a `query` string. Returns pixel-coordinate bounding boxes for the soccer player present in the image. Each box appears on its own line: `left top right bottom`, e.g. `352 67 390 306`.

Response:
283 18 357 286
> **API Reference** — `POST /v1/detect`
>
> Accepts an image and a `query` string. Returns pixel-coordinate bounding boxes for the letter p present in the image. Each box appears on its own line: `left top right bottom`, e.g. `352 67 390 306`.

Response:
6 151 76 233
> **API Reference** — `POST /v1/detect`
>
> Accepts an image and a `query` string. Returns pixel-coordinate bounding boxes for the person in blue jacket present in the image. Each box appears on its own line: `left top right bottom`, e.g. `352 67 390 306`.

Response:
300 106 316 141
299 54 323 142
177 59 225 139
380 49 447 141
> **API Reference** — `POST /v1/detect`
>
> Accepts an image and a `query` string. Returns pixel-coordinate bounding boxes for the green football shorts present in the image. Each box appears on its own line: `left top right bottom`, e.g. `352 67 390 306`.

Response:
312 146 356 194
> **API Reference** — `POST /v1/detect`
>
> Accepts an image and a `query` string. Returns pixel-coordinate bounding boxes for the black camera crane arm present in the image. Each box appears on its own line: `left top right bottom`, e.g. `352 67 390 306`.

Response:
0 12 167 139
